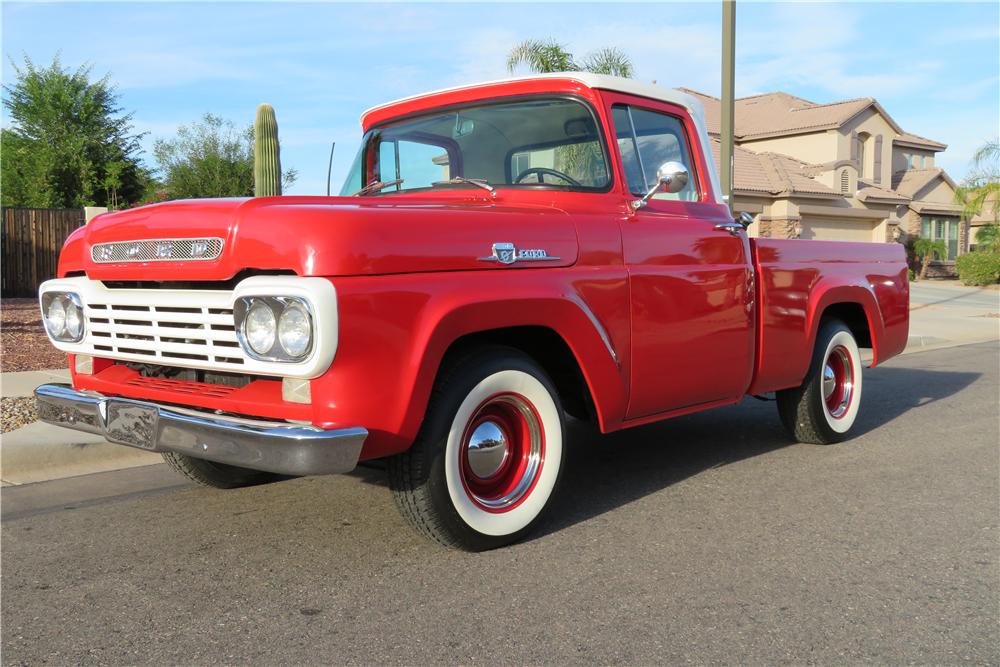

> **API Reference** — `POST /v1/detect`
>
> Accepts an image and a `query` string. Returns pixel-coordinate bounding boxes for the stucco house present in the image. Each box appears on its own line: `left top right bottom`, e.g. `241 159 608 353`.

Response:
682 88 981 274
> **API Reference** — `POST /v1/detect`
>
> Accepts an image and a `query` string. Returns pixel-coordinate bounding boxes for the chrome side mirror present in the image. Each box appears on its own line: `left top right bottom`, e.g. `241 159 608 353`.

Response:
632 162 689 211
736 212 754 229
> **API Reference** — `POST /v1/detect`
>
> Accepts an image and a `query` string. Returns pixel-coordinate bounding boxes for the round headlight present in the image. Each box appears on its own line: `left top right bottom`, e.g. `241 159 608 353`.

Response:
278 302 311 358
245 301 276 355
46 298 67 338
64 299 83 340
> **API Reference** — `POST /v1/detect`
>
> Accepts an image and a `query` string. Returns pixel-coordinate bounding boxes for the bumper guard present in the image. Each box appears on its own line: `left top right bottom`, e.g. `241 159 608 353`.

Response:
34 384 368 476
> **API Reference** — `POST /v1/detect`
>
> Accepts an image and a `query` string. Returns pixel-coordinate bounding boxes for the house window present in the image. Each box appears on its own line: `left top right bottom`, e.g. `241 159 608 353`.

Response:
920 155 925 168
906 154 913 169
921 216 959 260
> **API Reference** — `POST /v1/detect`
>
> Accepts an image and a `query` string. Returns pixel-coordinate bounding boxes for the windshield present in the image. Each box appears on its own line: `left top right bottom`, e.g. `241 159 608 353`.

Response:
340 98 610 196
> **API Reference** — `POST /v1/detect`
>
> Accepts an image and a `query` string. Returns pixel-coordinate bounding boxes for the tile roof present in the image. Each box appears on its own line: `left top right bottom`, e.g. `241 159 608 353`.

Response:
680 88 873 139
679 88 943 148
909 201 964 216
708 138 843 199
892 168 955 197
856 180 911 203
893 132 948 151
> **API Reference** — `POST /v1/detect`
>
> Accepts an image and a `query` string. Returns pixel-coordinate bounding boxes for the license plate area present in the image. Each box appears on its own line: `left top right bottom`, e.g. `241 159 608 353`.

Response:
105 401 159 450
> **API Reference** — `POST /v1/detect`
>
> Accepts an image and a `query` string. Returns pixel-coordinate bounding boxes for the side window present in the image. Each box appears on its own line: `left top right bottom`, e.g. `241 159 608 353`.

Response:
611 104 699 202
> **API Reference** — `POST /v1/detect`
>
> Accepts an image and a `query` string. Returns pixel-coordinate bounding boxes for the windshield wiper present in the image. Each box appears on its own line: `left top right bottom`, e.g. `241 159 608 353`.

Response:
352 179 404 196
432 177 496 195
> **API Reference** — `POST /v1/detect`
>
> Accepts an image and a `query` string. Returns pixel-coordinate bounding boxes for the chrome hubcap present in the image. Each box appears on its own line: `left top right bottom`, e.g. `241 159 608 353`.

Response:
467 420 509 479
824 346 854 419
461 393 545 511
823 365 837 400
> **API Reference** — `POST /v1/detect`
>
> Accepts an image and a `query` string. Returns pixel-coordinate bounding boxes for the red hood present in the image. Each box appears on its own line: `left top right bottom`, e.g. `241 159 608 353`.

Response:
63 195 579 281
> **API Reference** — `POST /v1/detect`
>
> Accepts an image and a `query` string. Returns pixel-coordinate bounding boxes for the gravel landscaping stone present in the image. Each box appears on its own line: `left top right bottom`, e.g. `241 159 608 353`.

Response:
2 298 69 432
1 396 39 434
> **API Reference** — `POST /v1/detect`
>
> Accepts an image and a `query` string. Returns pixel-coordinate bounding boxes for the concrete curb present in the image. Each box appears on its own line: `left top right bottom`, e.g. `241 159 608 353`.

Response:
1 421 162 486
1 369 71 398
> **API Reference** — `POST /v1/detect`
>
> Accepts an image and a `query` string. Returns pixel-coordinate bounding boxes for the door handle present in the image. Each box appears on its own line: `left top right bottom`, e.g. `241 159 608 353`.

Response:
714 222 743 237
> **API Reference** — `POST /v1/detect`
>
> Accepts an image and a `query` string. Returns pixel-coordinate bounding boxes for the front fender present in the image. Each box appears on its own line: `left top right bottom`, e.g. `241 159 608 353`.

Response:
311 268 629 459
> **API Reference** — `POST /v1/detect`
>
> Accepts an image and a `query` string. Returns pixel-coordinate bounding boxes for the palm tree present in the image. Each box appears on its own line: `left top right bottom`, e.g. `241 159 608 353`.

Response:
954 138 999 248
912 237 949 280
506 38 635 78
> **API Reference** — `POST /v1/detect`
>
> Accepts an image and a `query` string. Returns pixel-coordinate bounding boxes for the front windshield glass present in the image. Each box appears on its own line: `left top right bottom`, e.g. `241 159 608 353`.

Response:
340 98 610 195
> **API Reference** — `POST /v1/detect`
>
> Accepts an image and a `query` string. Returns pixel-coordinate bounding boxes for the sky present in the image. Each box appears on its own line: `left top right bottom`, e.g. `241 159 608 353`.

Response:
2 1 998 196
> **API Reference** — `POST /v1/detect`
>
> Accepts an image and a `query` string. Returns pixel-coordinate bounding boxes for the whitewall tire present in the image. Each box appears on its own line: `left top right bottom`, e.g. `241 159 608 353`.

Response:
777 319 863 445
389 346 565 551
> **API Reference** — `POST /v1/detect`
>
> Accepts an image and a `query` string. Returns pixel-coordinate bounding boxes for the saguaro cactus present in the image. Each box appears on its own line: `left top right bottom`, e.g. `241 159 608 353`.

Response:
254 103 282 196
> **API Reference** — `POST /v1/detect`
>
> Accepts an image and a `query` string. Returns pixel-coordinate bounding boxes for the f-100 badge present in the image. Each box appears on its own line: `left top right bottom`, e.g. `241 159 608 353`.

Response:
478 242 560 265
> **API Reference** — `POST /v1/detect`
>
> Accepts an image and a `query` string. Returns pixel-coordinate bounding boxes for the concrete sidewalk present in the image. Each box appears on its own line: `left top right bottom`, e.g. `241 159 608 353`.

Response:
1 281 997 486
1 370 162 486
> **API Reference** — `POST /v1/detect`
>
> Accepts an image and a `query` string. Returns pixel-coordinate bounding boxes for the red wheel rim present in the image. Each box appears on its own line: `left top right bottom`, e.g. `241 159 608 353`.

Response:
459 392 545 513
823 345 854 419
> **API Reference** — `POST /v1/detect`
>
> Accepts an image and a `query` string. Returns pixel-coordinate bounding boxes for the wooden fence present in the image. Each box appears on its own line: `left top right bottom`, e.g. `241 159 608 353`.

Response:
1 208 85 298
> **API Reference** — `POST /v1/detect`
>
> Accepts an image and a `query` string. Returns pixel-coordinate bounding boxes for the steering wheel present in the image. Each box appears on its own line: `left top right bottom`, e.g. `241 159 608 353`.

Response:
515 167 581 187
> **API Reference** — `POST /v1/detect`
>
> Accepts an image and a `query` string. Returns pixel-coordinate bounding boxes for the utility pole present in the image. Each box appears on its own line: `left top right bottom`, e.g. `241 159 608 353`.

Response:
721 0 736 215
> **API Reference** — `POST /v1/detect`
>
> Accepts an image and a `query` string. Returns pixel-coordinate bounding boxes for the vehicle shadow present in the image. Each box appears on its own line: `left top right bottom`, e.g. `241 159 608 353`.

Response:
525 360 981 542
345 358 981 543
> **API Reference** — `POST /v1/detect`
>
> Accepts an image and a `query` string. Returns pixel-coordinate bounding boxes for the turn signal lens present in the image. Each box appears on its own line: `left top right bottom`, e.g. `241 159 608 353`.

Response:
278 303 311 358
245 301 277 355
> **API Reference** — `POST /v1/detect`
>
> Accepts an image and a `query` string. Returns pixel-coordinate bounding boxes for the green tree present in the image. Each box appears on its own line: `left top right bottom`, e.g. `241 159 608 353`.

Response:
152 112 297 199
1 52 148 208
506 38 635 78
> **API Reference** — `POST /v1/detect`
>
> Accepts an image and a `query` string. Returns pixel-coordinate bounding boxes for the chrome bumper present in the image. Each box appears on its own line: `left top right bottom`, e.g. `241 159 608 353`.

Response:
34 384 368 476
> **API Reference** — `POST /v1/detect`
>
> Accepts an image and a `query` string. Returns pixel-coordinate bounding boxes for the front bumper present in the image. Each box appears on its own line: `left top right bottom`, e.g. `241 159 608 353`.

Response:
34 384 367 476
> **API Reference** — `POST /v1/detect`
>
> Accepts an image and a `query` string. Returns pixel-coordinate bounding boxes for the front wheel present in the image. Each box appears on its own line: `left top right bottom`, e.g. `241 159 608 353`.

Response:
776 319 863 444
388 346 565 551
162 452 280 489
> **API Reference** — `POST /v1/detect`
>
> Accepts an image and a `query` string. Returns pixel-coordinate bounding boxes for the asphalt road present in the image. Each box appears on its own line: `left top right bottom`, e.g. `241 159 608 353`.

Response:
3 342 998 666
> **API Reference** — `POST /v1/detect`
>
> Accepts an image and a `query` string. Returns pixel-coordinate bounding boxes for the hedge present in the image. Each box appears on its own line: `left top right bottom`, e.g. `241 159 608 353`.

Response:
955 251 1000 286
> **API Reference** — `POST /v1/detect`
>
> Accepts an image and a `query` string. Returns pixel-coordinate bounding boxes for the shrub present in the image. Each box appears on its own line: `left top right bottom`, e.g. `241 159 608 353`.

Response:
955 251 1000 286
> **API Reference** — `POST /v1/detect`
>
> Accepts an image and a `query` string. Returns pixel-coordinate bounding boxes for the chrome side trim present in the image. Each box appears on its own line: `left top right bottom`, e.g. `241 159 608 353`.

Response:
35 384 367 476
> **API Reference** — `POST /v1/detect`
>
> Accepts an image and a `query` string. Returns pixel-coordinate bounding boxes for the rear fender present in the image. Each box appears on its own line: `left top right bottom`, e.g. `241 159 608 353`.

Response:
749 274 884 396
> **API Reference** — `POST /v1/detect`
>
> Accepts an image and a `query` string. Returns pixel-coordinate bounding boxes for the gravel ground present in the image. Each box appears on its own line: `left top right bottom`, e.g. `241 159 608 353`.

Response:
1 298 68 373
1 298 68 433
1 396 38 434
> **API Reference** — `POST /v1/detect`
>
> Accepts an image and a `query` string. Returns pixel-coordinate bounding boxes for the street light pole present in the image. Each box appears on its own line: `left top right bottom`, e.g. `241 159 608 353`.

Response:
721 0 736 216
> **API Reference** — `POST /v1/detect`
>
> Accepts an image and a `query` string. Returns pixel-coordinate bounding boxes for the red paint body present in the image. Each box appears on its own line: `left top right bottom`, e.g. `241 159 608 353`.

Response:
58 77 909 461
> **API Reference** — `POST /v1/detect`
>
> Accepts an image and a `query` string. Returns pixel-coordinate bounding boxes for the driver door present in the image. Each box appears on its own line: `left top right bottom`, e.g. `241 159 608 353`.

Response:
608 99 754 420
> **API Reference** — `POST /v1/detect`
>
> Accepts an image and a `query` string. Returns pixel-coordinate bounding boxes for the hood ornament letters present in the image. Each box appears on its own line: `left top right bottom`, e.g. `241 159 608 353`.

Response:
478 242 560 265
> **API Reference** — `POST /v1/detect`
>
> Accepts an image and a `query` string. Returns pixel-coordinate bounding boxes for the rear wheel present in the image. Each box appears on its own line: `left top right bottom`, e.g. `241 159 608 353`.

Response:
777 319 863 444
388 346 565 551
162 452 280 489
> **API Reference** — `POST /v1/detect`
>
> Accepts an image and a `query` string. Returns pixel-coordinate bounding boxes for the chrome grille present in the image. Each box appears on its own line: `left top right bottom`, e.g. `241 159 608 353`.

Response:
91 237 224 263
84 300 246 368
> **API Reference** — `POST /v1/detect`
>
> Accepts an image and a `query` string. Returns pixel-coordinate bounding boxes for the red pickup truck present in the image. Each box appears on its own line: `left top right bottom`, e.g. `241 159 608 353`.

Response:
37 73 909 550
